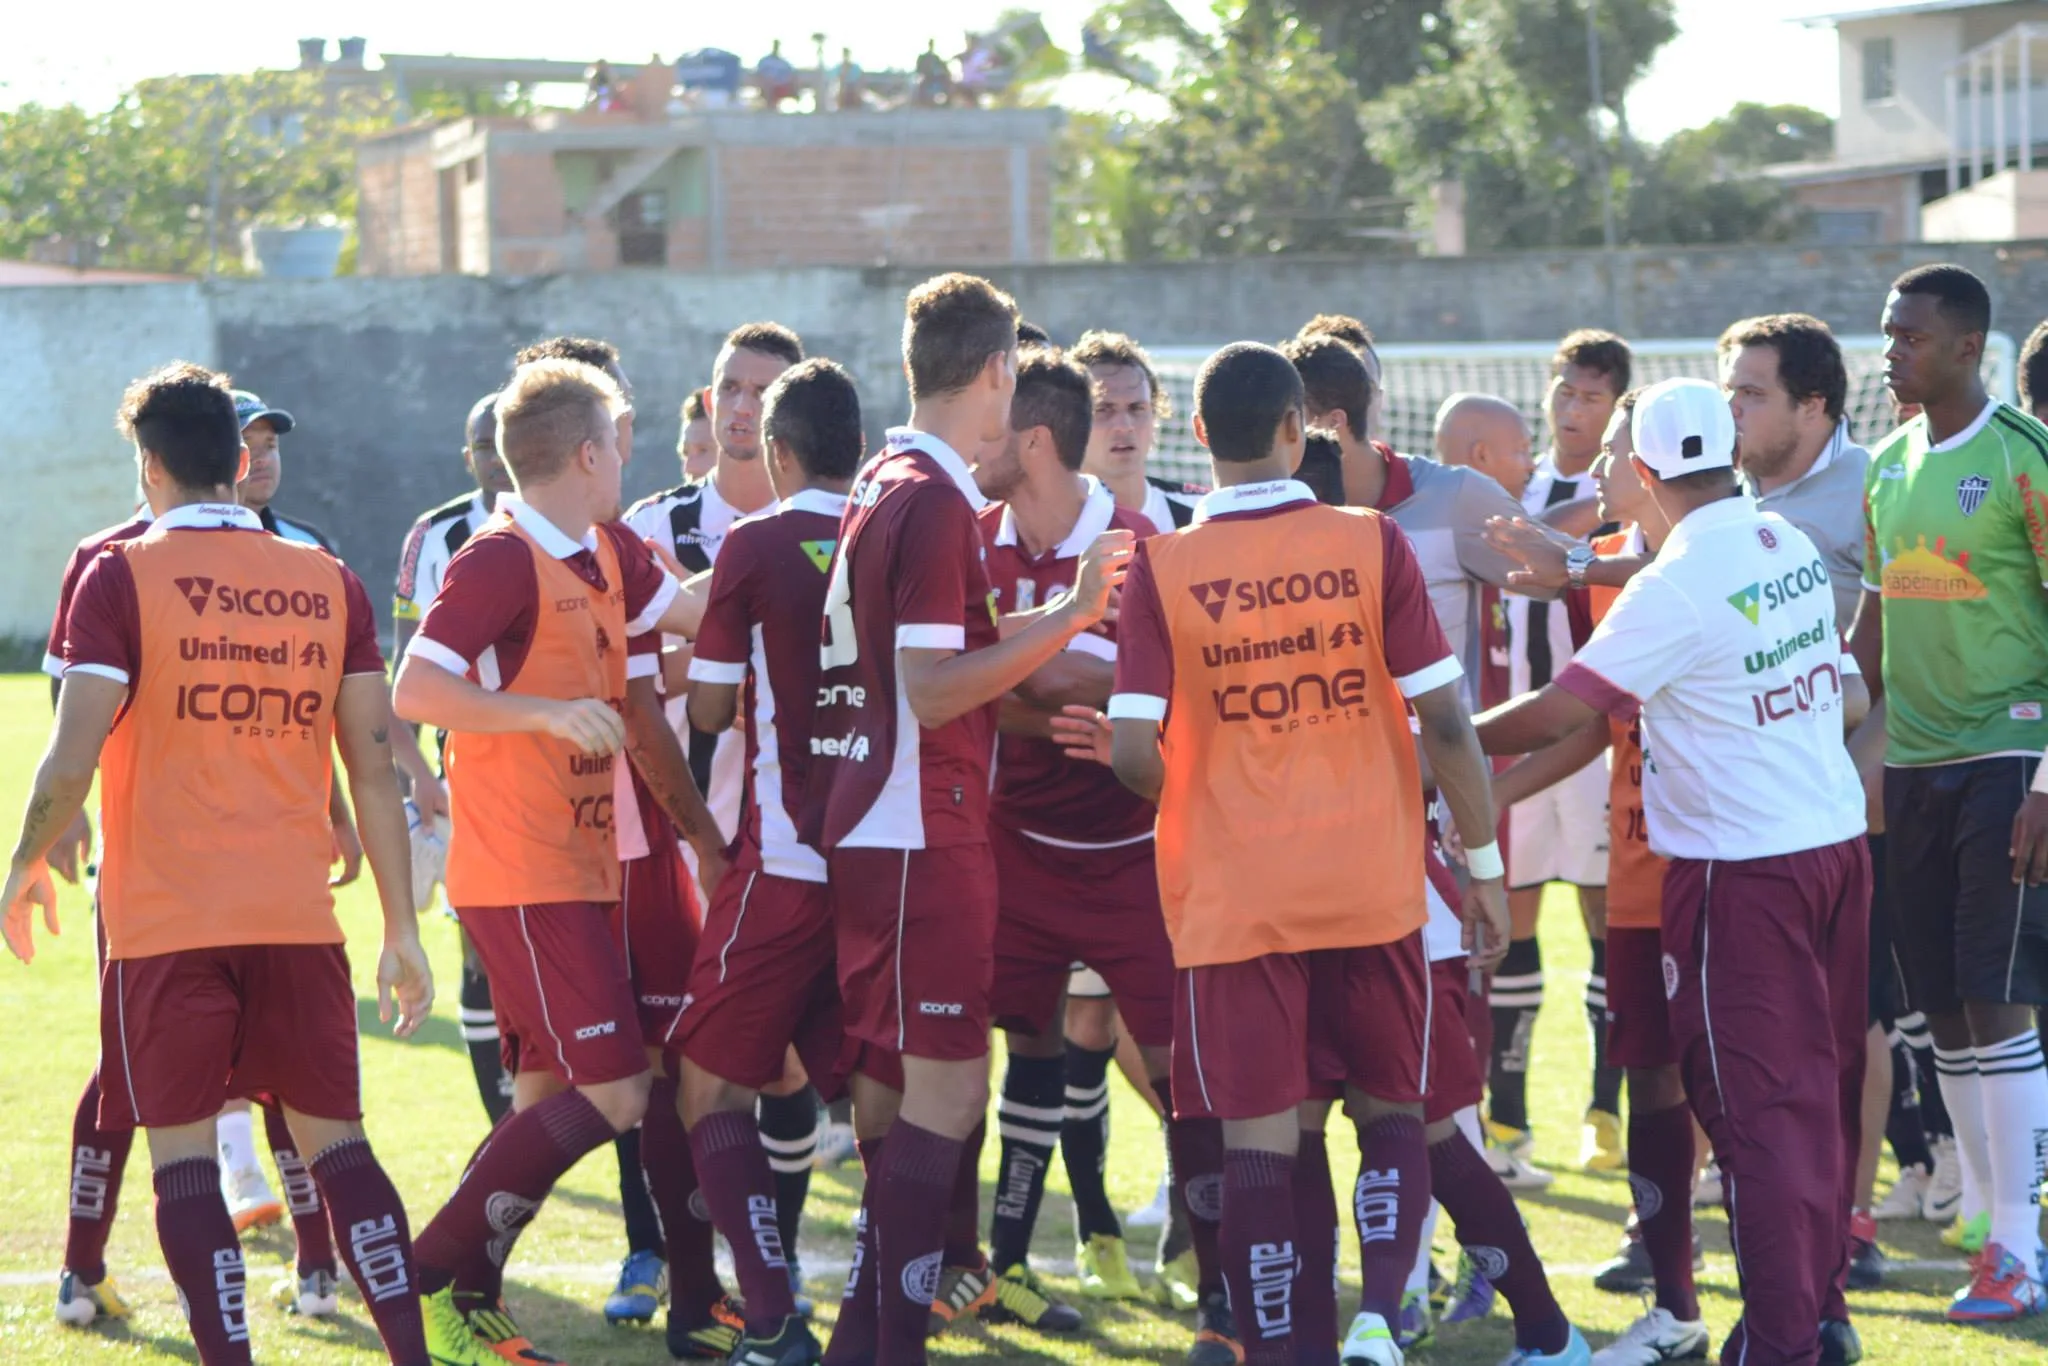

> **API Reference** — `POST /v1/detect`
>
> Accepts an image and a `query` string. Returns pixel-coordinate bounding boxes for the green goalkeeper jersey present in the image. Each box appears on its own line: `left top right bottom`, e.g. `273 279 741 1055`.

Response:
1863 400 2048 766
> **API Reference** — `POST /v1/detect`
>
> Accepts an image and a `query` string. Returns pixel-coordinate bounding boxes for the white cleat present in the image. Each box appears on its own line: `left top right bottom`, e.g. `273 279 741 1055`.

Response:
1690 1161 1722 1209
1924 1135 1964 1223
222 1164 283 1233
273 1268 341 1317
56 1269 132 1326
1341 1310 1406 1365
1590 1307 1711 1364
1873 1164 1932 1221
1126 1168 1173 1228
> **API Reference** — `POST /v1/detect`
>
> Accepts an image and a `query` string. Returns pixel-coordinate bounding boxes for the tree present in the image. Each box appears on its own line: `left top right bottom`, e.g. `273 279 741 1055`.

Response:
0 71 390 275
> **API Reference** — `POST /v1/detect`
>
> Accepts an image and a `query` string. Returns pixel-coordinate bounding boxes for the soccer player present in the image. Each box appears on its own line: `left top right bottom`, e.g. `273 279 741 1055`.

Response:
3 361 439 1366
673 356 865 1366
972 347 1223 1344
392 391 514 1125
1070 330 1205 531
1435 393 1537 502
800 272 1132 1366
39 504 152 1329
681 387 717 481
2020 319 2048 423
1479 376 1870 1366
1105 341 1519 1366
393 357 710 1360
1856 263 2048 1322
1495 329 1633 1181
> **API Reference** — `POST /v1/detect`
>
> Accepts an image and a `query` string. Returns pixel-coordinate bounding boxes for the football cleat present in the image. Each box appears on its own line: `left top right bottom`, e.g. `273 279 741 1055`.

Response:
273 1267 341 1317
1589 1307 1710 1364
1942 1210 1991 1256
1872 1164 1931 1221
1500 1324 1592 1365
979 1262 1083 1331
1340 1309 1404 1365
1485 1121 1553 1190
1817 1317 1863 1365
1581 1109 1626 1174
55 1269 132 1327
1947 1242 2047 1322
728 1314 821 1366
1078 1233 1145 1301
1154 1247 1201 1311
927 1261 997 1336
222 1164 284 1233
666 1294 744 1359
419 1286 508 1366
1442 1248 1497 1324
1396 1288 1434 1350
1690 1161 1722 1209
463 1295 568 1363
1128 1168 1173 1228
1188 1290 1245 1366
601 1249 666 1325
787 1257 814 1317
1846 1211 1884 1290
1923 1135 1963 1222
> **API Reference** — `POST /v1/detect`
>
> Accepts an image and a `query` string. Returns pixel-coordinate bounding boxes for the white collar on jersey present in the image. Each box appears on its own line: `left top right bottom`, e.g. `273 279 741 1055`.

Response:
780 487 851 518
156 502 262 532
1191 479 1316 524
1661 492 1765 557
885 427 988 511
993 475 1117 556
1928 397 2001 453
499 493 599 558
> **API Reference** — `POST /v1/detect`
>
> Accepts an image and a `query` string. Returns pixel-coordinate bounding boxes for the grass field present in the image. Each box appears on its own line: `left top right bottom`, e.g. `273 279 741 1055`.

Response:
1 671 2045 1364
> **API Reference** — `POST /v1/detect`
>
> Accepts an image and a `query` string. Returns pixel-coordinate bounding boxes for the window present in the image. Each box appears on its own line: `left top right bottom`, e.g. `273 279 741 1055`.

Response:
1812 209 1882 245
613 189 668 267
1863 36 1896 103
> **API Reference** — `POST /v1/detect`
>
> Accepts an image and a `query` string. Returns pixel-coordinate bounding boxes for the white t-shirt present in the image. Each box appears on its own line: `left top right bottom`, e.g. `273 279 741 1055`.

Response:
1555 496 1866 862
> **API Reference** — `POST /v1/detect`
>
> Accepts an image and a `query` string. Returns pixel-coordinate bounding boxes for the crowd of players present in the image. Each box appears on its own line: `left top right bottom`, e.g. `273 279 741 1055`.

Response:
8 260 2048 1366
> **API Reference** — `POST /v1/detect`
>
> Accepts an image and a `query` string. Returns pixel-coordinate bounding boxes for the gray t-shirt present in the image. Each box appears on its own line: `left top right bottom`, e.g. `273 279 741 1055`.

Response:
1382 452 1533 706
1742 421 1869 627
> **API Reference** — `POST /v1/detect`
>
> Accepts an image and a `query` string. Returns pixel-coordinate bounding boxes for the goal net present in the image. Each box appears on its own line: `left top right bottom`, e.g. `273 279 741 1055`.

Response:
1142 334 2019 486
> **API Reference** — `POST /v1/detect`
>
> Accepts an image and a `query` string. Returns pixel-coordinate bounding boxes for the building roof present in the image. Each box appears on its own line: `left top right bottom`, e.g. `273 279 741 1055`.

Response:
1764 151 1949 184
0 260 187 286
1797 0 2020 25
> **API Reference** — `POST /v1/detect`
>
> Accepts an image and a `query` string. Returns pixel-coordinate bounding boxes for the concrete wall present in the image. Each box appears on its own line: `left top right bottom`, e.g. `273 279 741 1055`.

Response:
14 237 2048 646
1925 168 2048 240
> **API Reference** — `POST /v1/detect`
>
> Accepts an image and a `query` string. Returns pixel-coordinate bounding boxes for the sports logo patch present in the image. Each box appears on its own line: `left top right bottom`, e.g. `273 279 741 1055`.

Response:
2015 703 2044 721
1958 473 1991 518
800 539 837 573
1466 1245 1510 1280
175 576 215 616
901 1251 944 1305
1725 584 1761 626
688 1190 712 1222
1629 1173 1664 1221
1188 578 1232 623
1662 953 1680 1001
1185 1173 1225 1223
1756 525 1778 551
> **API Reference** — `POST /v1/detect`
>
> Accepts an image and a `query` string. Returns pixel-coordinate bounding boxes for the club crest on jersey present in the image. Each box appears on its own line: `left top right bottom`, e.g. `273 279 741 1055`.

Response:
1958 473 1990 517
800 539 836 573
1189 579 1232 623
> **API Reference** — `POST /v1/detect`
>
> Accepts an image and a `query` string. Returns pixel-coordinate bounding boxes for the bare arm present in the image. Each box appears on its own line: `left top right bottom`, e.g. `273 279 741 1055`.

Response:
1012 651 1115 712
327 770 362 887
1487 717 1611 810
2 674 124 961
1109 717 1165 804
393 654 624 755
1473 681 1604 757
1842 671 1870 734
332 675 434 1035
1848 588 1883 702
652 568 716 640
1538 495 1603 538
388 616 448 809
686 679 740 735
1411 679 1510 966
626 676 725 873
999 695 1055 739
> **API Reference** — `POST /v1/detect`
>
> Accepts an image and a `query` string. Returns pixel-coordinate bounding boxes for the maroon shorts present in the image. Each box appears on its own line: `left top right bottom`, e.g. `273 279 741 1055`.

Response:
607 841 703 1045
673 861 850 1100
830 844 996 1063
1172 933 1432 1121
1424 956 1486 1124
99 943 360 1129
1606 925 1679 1069
459 902 646 1086
989 824 1173 1048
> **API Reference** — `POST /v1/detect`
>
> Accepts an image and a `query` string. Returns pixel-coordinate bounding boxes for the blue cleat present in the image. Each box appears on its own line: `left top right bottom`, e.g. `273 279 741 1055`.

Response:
1441 1249 1496 1325
1498 1324 1592 1365
603 1249 667 1325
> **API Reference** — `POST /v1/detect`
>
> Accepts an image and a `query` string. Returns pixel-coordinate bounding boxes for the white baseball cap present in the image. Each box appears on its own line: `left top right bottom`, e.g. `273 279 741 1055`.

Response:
1629 377 1735 480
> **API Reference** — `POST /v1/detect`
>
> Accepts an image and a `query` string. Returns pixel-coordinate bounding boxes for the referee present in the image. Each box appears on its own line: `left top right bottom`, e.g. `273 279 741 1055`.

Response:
1474 378 1871 1366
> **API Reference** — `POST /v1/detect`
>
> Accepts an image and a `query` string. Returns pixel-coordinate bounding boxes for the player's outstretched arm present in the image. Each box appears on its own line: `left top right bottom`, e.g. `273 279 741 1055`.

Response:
334 675 433 1037
626 676 729 891
1108 717 1165 804
1012 651 1114 713
393 656 624 756
1471 682 1602 758
1412 679 1510 968
3 674 123 963
900 530 1134 730
1483 516 1648 593
1486 719 1610 814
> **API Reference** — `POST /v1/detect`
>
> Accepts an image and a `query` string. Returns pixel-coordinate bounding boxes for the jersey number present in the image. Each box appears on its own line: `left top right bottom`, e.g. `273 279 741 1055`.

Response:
821 552 858 670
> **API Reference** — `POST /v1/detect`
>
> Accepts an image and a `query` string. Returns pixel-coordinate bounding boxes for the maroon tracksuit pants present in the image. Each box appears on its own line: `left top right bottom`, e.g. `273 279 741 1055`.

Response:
1663 836 1870 1366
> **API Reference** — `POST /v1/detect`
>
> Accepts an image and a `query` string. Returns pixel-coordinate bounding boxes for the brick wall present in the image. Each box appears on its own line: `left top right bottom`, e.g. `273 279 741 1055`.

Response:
718 143 1028 267
355 134 444 276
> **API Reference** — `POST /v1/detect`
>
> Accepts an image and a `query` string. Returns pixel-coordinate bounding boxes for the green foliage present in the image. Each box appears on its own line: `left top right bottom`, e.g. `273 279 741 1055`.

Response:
0 70 390 275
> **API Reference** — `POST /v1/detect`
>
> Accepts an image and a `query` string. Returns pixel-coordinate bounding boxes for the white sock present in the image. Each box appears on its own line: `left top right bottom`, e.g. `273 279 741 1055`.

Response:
1975 1030 2048 1265
215 1108 259 1176
1935 1045 1993 1224
1406 1201 1441 1295
1454 1104 1485 1154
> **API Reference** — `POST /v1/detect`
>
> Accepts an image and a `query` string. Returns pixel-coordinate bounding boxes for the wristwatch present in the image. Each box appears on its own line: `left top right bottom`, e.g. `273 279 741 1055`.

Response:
1564 544 1595 590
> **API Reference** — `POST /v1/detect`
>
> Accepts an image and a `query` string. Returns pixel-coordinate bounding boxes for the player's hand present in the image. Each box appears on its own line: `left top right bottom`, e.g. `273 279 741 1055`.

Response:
541 697 627 755
645 535 688 582
694 838 731 902
1435 797 1465 862
1483 517 1574 592
1048 705 1113 766
329 818 364 888
47 810 92 885
1461 876 1510 972
2012 791 2048 885
1065 530 1136 629
416 776 451 823
377 932 435 1038
2 859 61 965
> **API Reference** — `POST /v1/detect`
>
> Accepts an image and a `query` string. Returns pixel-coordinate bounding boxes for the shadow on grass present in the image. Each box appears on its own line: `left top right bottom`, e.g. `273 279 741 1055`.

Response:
70 1317 201 1363
355 993 467 1053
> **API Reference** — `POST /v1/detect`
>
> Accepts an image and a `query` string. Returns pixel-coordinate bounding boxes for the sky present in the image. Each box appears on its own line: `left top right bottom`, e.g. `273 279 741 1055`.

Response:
1 0 1839 141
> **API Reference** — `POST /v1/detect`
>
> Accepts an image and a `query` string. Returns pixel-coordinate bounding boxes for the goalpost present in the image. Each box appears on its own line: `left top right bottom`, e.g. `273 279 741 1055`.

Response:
1142 335 2019 486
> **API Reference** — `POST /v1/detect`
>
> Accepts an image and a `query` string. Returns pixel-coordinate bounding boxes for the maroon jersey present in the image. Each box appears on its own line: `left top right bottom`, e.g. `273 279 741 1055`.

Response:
802 430 999 851
46 512 153 680
688 489 849 881
979 480 1154 846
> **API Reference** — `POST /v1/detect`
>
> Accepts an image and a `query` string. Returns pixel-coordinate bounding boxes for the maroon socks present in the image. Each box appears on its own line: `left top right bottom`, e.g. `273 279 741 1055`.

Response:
154 1157 252 1365
64 1071 133 1285
1292 1131 1340 1366
944 1119 986 1269
873 1120 964 1364
824 1136 885 1366
414 1088 616 1297
1630 1101 1701 1321
1223 1147 1298 1366
641 1074 725 1317
1353 1113 1429 1324
690 1108 796 1333
1428 1128 1570 1354
261 1100 337 1278
1157 1078 1226 1298
308 1137 428 1362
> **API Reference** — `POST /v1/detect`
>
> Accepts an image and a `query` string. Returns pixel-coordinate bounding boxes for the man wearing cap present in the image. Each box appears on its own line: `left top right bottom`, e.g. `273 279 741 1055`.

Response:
233 390 337 554
1473 378 1871 1366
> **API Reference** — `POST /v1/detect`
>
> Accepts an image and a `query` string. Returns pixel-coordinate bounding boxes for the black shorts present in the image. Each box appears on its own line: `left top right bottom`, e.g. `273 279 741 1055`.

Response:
1867 832 1903 1024
1884 758 2048 1013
